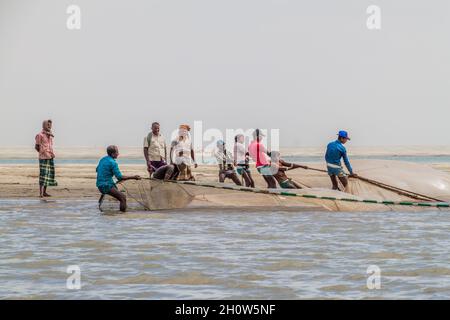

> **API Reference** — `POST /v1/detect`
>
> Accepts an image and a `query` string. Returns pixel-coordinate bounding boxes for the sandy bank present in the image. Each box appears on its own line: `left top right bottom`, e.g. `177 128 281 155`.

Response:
1 162 450 200
0 164 254 199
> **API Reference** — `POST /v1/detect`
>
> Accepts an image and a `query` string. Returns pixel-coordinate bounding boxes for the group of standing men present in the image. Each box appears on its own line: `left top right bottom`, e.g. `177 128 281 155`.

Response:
141 124 357 193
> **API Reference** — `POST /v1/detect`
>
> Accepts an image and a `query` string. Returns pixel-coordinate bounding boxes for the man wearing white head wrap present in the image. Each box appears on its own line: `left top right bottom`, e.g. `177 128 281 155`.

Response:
170 124 197 181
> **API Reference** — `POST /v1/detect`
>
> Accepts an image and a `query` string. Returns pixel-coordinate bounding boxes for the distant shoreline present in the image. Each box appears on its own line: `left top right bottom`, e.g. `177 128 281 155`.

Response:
3 146 450 159
2 154 450 165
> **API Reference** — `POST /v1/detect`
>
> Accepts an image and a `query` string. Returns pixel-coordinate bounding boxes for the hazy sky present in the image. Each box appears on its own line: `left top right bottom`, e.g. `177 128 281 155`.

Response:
1 0 449 147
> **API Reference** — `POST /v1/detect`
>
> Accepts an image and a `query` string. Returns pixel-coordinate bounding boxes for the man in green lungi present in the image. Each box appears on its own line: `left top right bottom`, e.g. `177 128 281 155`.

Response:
35 119 57 198
269 151 308 189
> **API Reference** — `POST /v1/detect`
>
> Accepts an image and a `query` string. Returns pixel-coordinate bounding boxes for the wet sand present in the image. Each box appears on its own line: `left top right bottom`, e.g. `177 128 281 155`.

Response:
1 146 450 199
0 147 298 199
0 163 293 199
0 163 210 199
1 162 450 200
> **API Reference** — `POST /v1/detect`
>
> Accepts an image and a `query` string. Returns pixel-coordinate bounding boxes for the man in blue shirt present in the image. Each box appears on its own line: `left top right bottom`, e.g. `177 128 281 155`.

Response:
325 131 357 191
97 145 141 212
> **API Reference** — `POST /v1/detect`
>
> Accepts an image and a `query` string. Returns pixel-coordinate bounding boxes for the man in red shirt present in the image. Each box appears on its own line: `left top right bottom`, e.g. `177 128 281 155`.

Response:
248 129 277 188
35 120 57 198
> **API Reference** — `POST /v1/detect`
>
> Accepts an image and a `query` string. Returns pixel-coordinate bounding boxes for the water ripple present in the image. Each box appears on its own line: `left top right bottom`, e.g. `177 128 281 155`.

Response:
0 199 449 299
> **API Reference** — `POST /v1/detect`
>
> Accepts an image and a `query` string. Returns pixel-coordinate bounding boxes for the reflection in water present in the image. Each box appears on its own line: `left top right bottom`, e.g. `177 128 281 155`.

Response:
0 199 449 299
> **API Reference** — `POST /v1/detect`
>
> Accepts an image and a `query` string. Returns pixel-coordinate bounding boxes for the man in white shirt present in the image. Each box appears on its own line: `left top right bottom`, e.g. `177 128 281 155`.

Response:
233 134 255 188
143 122 167 177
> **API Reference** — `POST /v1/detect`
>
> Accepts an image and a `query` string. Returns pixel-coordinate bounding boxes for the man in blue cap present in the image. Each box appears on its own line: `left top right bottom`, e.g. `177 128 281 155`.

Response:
325 131 357 191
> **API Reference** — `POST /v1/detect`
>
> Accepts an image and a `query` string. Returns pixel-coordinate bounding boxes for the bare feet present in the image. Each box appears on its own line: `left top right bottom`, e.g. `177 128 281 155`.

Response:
43 193 51 197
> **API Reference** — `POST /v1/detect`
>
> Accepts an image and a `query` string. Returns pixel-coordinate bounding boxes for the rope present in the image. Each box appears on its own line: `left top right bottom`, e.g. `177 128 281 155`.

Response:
291 178 311 189
353 176 443 202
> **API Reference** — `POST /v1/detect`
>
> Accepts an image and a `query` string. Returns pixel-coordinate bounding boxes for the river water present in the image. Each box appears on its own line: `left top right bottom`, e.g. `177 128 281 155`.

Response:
1 199 449 299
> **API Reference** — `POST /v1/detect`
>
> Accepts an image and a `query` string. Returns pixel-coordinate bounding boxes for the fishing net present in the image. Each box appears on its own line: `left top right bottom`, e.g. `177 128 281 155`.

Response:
118 179 433 212
118 179 344 211
116 160 450 212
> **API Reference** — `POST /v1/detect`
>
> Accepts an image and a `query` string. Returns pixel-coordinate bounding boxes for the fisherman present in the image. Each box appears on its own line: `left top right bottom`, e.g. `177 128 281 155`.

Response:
269 151 308 189
35 119 57 198
233 134 255 188
97 145 141 212
248 129 277 189
325 130 357 191
214 140 242 185
143 122 167 177
170 124 197 181
152 164 179 181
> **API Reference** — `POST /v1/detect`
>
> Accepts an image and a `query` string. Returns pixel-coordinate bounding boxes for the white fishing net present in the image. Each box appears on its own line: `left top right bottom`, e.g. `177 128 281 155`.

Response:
116 160 450 212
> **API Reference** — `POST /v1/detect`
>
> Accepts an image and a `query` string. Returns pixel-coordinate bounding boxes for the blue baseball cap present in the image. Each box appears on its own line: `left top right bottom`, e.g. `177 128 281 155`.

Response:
338 130 351 140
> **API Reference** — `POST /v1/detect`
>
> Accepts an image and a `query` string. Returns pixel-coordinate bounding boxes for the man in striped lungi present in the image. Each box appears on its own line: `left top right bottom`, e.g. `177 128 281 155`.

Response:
35 120 57 198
